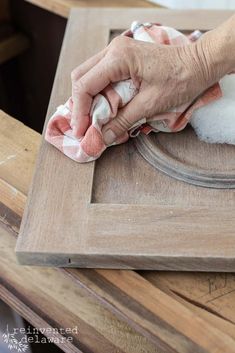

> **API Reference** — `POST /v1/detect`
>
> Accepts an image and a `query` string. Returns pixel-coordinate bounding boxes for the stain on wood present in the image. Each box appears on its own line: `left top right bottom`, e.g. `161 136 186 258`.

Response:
15 9 235 271
1 110 235 352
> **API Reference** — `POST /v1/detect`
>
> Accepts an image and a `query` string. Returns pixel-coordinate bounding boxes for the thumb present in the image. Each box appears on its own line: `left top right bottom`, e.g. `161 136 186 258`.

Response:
102 93 147 145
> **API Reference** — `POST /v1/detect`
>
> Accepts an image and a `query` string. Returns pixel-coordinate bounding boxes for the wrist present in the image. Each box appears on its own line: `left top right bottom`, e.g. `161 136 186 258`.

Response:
194 14 235 86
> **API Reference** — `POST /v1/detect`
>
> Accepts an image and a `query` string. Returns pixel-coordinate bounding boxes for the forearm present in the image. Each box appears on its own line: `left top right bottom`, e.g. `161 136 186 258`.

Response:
194 14 235 86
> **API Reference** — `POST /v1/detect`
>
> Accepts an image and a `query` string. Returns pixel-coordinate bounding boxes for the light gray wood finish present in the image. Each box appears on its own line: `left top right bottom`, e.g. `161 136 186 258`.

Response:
135 127 235 188
16 8 235 270
3 109 235 353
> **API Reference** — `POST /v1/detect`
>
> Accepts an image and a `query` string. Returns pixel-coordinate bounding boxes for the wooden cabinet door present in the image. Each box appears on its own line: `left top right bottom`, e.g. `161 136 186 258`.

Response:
16 8 235 270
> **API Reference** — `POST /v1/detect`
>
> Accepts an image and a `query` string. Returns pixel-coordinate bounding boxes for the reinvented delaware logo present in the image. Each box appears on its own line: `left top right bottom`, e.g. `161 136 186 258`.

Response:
2 325 28 352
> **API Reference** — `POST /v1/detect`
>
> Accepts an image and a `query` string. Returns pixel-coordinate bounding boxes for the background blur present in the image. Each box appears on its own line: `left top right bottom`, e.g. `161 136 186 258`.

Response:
149 0 235 9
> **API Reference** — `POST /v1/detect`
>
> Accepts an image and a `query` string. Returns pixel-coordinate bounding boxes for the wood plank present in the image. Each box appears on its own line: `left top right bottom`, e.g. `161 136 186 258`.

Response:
65 268 235 341
0 286 79 353
25 0 159 18
63 269 235 352
144 271 235 326
16 8 235 270
0 225 160 353
0 110 41 194
3 218 235 352
1 111 235 351
1 114 160 352
0 178 25 217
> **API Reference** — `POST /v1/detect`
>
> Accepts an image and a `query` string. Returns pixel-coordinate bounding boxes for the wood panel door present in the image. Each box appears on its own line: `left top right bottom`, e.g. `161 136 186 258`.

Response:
16 8 235 270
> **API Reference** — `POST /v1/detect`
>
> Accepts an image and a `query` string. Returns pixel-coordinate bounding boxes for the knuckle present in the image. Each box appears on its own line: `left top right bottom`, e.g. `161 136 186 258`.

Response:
110 35 124 47
109 35 130 56
106 37 133 75
71 68 82 82
72 79 85 94
115 113 131 131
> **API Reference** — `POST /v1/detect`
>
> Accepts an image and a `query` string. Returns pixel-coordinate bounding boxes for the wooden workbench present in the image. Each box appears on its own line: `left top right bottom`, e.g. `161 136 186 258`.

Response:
1 108 235 352
1 2 235 352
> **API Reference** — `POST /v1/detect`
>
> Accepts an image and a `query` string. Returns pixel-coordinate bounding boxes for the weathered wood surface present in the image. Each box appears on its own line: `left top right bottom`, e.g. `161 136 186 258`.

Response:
2 228 165 353
16 8 235 270
135 127 235 188
25 0 159 18
1 112 235 351
0 111 162 353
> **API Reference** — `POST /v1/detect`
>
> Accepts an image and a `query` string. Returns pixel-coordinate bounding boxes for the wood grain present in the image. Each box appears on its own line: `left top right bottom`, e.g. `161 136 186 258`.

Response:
2 214 235 352
1 228 163 353
63 268 235 352
144 270 235 328
16 8 235 270
135 127 235 188
25 0 159 18
0 110 41 194
2 110 235 352
0 111 162 353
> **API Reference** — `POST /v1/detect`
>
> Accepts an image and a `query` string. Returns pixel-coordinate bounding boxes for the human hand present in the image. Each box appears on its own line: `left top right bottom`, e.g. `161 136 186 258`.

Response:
71 19 234 145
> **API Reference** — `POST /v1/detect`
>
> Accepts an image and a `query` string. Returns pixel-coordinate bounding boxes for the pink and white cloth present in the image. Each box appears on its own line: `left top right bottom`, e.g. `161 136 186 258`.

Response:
45 21 222 163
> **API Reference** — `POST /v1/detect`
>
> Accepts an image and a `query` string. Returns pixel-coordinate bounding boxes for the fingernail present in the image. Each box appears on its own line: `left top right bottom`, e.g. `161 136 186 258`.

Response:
103 129 116 145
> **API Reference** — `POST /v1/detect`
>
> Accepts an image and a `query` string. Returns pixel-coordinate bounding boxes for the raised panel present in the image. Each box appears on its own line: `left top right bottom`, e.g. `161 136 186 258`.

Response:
16 8 235 270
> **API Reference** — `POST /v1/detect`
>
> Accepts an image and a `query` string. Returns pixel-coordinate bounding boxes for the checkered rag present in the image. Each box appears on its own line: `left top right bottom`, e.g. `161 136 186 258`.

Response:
45 21 222 163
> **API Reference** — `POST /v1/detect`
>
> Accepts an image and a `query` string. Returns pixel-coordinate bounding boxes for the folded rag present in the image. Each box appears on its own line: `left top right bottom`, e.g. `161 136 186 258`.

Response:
45 21 222 163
